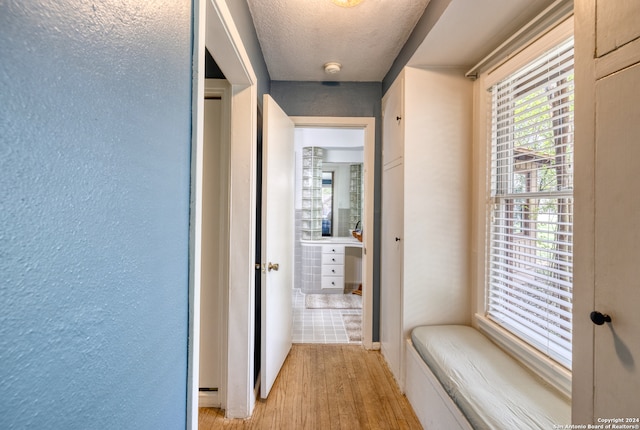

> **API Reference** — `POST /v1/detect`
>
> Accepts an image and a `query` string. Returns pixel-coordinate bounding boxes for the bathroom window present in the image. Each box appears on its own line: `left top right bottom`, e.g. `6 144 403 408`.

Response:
322 171 333 236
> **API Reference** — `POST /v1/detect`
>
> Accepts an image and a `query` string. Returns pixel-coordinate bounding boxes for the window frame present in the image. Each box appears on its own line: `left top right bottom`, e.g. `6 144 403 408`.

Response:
472 17 574 399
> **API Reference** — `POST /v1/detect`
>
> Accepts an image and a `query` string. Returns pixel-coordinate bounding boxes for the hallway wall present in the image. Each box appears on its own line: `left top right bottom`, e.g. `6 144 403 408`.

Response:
0 1 193 428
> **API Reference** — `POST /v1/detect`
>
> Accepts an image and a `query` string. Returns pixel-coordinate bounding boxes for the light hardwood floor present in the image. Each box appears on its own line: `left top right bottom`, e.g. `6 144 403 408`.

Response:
199 344 422 430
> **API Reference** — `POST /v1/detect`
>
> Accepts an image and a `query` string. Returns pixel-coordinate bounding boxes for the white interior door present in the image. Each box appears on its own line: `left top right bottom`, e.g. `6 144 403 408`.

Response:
593 62 640 417
260 95 294 399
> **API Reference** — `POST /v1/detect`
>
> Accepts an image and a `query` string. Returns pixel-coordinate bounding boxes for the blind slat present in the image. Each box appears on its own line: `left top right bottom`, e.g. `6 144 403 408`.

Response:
488 275 573 318
488 290 572 332
489 251 573 283
489 261 573 293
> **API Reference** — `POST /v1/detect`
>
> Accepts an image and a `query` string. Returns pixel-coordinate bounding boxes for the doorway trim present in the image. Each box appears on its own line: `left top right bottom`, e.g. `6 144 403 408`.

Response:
187 1 206 428
291 116 376 349
189 0 259 426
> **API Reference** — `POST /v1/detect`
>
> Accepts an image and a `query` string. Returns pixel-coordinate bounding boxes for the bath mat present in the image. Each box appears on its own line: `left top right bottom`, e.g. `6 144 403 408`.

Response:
342 314 362 342
305 294 362 309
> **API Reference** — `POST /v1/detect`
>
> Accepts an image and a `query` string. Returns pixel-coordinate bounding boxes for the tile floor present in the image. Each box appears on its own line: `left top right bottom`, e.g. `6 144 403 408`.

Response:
291 288 362 344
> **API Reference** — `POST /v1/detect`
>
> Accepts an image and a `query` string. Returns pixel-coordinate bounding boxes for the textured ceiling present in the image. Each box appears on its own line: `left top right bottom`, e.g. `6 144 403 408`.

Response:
246 0 431 82
246 0 559 83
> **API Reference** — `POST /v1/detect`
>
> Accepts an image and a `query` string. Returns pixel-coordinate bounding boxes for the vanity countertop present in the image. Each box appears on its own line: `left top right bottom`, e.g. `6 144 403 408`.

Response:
301 237 363 247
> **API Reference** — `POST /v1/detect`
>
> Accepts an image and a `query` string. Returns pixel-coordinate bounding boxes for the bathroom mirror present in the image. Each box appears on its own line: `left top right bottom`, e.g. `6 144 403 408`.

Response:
295 127 364 240
319 161 362 237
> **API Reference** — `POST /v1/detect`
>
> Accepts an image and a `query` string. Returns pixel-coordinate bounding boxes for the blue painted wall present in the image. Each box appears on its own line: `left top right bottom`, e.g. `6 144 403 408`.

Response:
225 0 271 101
270 81 382 341
0 1 193 428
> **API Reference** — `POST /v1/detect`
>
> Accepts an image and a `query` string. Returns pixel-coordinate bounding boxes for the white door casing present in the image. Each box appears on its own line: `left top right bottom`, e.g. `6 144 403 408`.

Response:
260 94 295 399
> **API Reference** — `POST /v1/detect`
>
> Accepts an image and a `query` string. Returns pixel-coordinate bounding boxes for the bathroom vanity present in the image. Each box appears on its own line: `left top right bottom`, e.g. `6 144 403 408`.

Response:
300 237 363 294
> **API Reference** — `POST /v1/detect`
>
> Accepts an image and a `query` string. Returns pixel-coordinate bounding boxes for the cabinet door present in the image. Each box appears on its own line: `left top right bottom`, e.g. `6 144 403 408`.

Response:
382 76 404 167
593 62 640 418
380 163 404 383
596 0 640 57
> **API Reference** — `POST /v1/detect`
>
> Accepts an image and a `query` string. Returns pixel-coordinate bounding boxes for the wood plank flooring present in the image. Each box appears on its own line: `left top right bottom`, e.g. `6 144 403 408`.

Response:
199 344 422 430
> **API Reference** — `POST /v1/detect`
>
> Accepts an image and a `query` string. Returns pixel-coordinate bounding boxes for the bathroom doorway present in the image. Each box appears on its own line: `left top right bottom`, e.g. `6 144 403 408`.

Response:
289 118 374 347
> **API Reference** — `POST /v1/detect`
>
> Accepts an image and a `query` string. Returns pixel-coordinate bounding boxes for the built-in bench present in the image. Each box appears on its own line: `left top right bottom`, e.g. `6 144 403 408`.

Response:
405 325 570 430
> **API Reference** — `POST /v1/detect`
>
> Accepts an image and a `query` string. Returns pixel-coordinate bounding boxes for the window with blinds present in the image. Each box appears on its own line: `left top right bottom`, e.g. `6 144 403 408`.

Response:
487 37 574 369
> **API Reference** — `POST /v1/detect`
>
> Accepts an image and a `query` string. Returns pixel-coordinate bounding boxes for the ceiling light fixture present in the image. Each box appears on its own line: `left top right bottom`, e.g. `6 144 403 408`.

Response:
331 0 364 7
324 62 342 74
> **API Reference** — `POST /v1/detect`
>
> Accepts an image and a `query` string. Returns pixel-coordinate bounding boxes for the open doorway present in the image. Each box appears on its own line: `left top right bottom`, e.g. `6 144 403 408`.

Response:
292 126 366 344
290 117 375 350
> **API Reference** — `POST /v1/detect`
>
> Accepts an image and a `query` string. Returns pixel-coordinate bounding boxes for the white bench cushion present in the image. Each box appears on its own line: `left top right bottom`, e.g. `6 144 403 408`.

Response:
411 325 570 430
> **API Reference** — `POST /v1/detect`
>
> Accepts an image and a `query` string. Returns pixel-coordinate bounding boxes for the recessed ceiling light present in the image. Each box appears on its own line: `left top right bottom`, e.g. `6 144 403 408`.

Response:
331 0 364 7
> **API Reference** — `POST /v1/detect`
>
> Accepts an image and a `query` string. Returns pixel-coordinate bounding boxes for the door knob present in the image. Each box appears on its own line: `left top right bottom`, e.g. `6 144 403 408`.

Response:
590 311 612 325
395 237 401 242
268 262 279 272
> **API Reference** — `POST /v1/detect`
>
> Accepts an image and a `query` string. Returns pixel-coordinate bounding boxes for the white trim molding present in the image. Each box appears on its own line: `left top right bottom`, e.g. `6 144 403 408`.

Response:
471 15 574 402
190 0 259 422
187 1 206 428
475 315 572 399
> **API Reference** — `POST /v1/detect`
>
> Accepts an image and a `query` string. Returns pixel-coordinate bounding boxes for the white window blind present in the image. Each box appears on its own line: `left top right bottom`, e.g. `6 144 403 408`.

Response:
487 37 574 369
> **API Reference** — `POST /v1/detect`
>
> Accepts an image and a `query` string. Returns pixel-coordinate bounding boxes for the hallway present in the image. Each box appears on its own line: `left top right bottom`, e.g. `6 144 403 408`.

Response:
199 344 421 429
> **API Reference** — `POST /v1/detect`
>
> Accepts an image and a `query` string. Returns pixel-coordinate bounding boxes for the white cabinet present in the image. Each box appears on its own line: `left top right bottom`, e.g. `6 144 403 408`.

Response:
382 75 404 168
574 2 640 421
380 67 472 386
321 245 344 291
596 0 640 57
300 240 361 294
381 162 404 381
593 62 640 419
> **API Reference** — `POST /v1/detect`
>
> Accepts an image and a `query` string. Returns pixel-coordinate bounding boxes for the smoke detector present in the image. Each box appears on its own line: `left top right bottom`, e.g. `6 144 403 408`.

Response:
331 0 364 7
324 62 342 74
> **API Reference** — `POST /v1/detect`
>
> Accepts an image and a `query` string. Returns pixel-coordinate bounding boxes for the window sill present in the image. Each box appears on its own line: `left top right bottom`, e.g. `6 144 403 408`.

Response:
474 314 572 400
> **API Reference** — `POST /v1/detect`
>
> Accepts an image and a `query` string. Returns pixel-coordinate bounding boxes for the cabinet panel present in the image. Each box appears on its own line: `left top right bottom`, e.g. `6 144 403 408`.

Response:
322 264 344 277
382 75 404 167
380 163 403 383
321 276 344 290
596 0 640 57
322 244 345 255
593 62 640 418
321 253 344 265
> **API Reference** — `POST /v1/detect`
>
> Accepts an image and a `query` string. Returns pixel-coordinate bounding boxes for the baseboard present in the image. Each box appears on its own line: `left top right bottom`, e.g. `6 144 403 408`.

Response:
199 390 220 408
370 342 381 350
